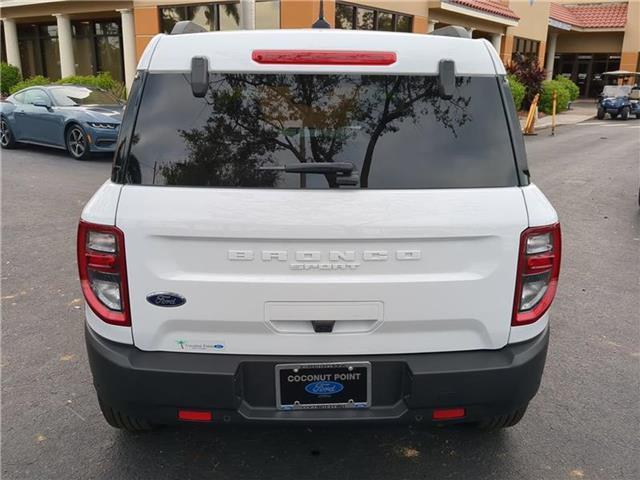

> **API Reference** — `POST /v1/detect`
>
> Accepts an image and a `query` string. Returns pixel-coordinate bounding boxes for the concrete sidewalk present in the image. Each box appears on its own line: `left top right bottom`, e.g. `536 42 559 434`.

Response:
520 99 596 131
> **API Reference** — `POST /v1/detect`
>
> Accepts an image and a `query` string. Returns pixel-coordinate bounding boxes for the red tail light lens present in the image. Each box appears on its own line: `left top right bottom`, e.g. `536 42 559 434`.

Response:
432 408 466 420
252 50 397 66
512 223 561 326
77 220 130 326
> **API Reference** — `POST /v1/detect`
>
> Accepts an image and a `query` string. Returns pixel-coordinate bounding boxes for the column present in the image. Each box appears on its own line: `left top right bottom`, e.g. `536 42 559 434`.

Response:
2 18 22 74
467 27 476 38
427 20 437 33
240 0 256 30
53 13 75 77
117 9 137 90
491 33 503 53
545 32 558 80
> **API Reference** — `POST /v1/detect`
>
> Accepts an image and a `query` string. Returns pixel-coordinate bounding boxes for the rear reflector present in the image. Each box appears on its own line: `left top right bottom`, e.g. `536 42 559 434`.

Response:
252 50 397 66
178 409 212 422
432 408 466 420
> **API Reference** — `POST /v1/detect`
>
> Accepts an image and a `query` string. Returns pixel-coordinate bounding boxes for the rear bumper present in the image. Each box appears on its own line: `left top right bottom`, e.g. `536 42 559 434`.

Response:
86 325 549 425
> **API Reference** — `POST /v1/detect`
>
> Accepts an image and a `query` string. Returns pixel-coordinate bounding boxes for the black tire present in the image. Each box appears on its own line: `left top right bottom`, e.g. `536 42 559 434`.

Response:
610 112 618 119
66 124 92 160
475 404 528 431
98 397 155 432
635 113 640 119
1 117 17 149
596 107 605 120
621 106 630 120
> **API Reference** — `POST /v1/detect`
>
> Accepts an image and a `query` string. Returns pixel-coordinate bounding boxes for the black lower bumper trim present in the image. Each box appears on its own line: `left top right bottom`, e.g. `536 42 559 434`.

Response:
86 325 549 425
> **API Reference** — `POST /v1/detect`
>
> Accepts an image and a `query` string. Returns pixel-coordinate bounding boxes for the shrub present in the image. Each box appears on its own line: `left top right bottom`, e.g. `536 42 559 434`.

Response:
9 75 51 94
554 75 580 102
56 72 125 99
507 74 526 111
539 80 570 114
1 63 22 96
506 53 545 109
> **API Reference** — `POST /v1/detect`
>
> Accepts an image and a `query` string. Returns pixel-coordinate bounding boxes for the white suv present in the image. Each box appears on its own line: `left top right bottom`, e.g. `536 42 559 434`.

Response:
78 27 561 432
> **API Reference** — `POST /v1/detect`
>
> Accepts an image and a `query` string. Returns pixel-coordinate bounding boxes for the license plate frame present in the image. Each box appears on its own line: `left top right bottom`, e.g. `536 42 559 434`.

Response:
275 362 371 410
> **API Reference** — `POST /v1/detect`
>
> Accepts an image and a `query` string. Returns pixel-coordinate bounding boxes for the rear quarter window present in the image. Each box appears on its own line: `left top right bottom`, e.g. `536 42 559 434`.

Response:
123 73 519 189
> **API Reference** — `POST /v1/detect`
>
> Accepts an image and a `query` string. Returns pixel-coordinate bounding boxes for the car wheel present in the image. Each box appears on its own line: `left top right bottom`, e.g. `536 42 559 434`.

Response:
475 404 528 431
621 106 630 120
98 397 155 432
66 124 91 160
635 113 640 119
0 118 17 149
596 107 605 120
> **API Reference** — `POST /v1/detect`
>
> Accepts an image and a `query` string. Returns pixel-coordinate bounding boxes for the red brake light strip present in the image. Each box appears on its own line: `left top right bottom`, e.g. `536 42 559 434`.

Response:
252 50 397 66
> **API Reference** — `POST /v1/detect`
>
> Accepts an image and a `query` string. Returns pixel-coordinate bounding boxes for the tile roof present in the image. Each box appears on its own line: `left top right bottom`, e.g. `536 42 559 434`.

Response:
550 2 628 29
449 0 520 21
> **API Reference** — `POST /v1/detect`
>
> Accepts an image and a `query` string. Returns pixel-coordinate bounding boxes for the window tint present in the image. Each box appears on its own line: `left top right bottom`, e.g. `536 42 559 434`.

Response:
125 73 518 189
24 89 50 105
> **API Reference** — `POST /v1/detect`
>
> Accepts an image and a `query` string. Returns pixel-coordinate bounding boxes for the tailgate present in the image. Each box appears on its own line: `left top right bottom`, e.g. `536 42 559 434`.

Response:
117 186 527 355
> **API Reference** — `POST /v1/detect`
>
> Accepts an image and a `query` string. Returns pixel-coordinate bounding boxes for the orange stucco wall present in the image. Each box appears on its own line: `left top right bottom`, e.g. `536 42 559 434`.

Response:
281 0 335 29
134 6 160 59
413 16 427 34
501 34 514 65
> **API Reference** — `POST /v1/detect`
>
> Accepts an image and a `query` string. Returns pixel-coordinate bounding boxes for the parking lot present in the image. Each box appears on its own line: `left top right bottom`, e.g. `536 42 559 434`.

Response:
1 120 639 480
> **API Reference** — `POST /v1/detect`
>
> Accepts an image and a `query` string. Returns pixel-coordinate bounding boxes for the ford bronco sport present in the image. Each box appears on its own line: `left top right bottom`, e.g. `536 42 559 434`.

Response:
78 27 561 432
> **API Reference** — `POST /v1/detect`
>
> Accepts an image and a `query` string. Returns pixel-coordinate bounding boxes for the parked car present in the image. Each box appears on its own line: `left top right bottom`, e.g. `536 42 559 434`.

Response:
0 85 123 159
597 85 640 120
79 26 561 432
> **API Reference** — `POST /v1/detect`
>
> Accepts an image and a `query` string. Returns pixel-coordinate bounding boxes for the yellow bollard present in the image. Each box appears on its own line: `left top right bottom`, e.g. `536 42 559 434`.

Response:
551 90 557 136
523 94 540 135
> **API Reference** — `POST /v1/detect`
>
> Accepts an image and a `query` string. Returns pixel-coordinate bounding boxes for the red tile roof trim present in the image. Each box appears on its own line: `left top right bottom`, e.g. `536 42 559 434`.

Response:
449 0 520 21
550 2 628 29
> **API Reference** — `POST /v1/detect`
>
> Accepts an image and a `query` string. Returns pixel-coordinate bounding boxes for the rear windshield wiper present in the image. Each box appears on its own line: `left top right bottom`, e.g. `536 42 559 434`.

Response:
258 162 355 175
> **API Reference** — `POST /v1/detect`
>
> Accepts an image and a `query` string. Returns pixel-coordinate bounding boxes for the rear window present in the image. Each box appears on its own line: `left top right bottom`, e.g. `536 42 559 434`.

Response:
124 73 518 189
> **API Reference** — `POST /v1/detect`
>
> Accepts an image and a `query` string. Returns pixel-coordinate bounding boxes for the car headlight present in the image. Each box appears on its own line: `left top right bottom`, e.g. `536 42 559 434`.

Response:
87 122 119 130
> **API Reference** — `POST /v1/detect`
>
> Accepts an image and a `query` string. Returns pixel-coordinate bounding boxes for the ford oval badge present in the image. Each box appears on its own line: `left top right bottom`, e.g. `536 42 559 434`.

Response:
146 292 186 307
305 381 344 395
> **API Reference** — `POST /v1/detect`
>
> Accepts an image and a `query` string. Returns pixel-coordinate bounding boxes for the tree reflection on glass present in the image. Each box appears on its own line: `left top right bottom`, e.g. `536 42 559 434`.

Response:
160 74 471 188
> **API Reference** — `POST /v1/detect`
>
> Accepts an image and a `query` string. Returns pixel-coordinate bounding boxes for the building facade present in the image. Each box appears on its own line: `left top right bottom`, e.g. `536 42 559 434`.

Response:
1 0 639 96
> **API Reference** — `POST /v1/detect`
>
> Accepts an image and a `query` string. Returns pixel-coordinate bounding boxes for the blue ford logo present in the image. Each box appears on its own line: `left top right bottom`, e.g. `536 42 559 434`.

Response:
305 381 344 395
146 292 186 307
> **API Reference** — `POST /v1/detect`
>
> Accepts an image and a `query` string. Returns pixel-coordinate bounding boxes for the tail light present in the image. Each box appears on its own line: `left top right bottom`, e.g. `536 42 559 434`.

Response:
77 220 130 326
512 223 561 326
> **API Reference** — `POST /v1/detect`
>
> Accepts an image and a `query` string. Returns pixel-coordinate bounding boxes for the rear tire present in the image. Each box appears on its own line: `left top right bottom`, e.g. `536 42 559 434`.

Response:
475 404 528 431
66 124 92 160
596 107 605 120
621 106 630 120
98 397 155 432
1 118 17 149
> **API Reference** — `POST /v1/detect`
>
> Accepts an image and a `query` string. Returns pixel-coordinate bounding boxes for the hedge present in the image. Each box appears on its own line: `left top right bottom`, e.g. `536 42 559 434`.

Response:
9 75 50 94
507 74 526 111
9 72 125 98
1 63 22 96
539 80 570 114
553 75 580 102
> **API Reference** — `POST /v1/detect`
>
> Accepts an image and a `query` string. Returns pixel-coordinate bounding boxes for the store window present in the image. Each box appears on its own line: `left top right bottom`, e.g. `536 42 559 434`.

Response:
512 37 540 59
72 20 124 82
553 53 621 97
160 1 279 33
17 24 61 79
335 2 413 32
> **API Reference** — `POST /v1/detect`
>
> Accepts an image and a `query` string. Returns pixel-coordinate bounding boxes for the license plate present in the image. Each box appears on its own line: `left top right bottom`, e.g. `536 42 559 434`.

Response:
276 362 371 410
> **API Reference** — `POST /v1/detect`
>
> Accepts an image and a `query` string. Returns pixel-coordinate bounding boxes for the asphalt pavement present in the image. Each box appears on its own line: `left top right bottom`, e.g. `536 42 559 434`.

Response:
1 120 639 480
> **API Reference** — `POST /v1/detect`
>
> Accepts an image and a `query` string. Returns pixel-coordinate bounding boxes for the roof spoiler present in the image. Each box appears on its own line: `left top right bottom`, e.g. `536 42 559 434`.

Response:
171 20 207 35
431 25 471 39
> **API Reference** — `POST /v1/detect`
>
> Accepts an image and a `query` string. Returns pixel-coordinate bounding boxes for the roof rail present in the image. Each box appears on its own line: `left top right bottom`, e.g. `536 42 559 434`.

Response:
431 26 471 39
170 20 207 35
